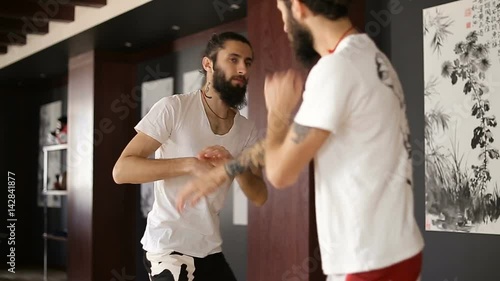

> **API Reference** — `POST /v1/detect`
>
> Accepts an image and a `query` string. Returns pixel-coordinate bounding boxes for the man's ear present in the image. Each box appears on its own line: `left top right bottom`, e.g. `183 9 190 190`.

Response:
202 57 213 73
291 0 308 21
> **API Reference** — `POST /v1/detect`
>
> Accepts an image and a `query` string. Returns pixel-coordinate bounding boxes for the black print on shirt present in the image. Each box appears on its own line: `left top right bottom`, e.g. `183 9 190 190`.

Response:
375 52 413 186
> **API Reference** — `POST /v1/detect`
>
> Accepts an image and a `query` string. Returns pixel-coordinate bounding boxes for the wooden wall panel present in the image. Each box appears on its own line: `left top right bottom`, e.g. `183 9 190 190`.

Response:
67 50 137 281
67 50 95 281
247 1 315 280
92 52 137 281
351 0 366 31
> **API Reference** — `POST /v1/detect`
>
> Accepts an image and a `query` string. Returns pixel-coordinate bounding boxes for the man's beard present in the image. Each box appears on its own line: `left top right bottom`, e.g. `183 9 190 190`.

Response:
288 15 321 69
212 65 248 110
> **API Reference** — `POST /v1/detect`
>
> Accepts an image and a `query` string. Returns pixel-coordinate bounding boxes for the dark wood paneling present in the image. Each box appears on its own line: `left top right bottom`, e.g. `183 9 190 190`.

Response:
247 0 315 280
18 0 106 7
67 50 138 281
350 0 366 31
0 2 75 22
66 0 107 8
0 17 49 34
0 32 27 45
68 50 95 281
2 86 44 267
92 52 137 281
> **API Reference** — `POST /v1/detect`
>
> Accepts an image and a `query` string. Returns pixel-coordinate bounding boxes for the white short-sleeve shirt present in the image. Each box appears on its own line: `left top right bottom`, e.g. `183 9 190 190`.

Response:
295 34 424 275
136 91 258 257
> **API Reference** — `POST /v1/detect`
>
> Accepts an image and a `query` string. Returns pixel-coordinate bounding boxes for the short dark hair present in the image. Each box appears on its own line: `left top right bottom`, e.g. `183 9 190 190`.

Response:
200 32 253 77
282 0 352 20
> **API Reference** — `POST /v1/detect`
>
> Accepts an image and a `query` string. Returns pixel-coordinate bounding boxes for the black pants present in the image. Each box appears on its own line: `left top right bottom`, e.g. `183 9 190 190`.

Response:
143 250 237 281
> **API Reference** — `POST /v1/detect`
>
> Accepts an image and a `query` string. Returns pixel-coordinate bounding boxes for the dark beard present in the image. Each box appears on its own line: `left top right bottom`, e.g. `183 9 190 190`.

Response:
212 66 248 110
288 16 321 69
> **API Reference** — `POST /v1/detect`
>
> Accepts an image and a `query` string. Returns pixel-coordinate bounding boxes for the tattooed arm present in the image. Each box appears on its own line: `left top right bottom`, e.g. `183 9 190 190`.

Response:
229 141 268 206
176 69 327 209
224 138 266 177
263 111 330 188
176 141 268 212
175 118 329 210
224 111 331 189
176 122 284 211
223 110 291 179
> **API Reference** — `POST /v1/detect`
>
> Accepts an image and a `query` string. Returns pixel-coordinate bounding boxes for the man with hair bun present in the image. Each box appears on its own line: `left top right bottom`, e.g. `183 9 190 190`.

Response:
113 32 268 281
178 1 425 280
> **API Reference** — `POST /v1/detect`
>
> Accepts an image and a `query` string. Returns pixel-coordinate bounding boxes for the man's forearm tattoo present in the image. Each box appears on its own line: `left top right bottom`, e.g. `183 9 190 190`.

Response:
224 140 266 178
291 122 311 144
224 161 247 178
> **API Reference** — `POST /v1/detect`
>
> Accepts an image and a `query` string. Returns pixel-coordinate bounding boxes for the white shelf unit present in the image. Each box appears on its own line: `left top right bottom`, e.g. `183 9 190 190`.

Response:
42 144 68 281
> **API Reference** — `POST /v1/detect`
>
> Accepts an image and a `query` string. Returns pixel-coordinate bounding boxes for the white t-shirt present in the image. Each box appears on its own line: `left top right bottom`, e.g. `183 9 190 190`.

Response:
294 34 424 275
135 91 258 257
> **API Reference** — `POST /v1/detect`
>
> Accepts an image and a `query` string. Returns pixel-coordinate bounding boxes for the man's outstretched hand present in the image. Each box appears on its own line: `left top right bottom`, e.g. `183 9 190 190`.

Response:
197 145 233 166
177 145 233 212
176 164 230 212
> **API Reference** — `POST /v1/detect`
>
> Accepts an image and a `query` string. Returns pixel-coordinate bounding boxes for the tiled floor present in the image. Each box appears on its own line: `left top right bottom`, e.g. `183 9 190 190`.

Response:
0 267 66 281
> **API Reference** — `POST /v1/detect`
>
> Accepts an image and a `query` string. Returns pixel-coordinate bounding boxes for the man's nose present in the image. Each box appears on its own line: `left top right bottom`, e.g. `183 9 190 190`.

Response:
237 62 248 76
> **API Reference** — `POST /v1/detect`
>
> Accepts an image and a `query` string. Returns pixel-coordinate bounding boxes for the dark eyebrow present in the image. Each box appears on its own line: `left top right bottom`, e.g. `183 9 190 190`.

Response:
229 53 253 63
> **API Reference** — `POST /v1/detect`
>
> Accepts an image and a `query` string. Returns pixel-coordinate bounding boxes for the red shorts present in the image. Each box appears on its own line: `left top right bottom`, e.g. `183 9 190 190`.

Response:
328 252 422 281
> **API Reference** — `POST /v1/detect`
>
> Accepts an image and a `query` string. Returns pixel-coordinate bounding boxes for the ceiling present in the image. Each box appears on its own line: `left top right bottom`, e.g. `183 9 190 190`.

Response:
0 0 247 86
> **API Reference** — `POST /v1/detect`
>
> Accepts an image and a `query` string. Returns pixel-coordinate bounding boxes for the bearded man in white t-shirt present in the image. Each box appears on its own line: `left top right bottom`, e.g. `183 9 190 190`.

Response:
113 32 268 281
177 1 425 281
